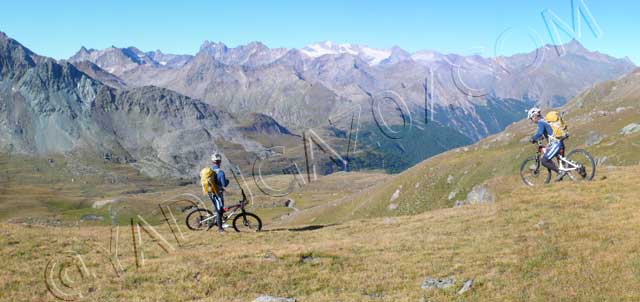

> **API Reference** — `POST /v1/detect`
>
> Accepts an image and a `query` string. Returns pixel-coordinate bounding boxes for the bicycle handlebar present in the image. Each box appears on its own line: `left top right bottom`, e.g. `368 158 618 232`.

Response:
532 134 569 146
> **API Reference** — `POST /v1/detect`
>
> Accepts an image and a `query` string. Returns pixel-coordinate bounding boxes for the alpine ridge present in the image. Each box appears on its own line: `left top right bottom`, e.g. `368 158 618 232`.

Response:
0 32 296 178
69 39 634 142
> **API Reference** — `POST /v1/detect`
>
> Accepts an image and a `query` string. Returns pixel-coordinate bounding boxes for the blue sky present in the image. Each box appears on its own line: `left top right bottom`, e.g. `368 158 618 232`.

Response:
0 0 637 64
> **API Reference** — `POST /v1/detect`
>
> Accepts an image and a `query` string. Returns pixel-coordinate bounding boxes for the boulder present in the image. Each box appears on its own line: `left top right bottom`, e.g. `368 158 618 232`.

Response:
616 107 629 113
448 189 459 200
80 214 104 222
446 175 454 184
585 131 604 146
421 277 455 290
465 184 495 204
92 199 118 209
300 254 317 264
390 188 401 202
458 279 474 295
620 123 640 135
284 199 295 208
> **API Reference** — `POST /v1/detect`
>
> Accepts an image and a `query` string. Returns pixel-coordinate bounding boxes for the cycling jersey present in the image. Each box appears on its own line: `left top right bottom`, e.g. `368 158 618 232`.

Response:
531 119 553 142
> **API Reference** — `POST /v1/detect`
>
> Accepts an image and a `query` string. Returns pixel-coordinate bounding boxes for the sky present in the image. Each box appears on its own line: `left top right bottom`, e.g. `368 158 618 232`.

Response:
0 0 637 64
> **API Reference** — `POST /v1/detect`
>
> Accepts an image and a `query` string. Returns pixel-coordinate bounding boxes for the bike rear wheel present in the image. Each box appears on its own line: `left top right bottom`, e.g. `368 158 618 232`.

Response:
185 208 216 231
520 155 551 186
566 149 596 181
232 212 262 232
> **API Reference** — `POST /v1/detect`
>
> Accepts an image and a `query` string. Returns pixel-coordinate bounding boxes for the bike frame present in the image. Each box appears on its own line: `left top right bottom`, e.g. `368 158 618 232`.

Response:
557 155 581 172
536 141 582 179
187 166 262 232
199 190 249 226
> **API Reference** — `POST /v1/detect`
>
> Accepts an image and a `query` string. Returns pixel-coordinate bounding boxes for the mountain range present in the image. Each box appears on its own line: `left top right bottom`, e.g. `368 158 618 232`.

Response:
0 32 297 178
0 30 635 177
68 39 634 138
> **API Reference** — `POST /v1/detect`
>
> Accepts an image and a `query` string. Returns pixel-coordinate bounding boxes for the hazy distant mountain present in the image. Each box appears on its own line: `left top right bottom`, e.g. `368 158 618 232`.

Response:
71 39 634 141
300 41 392 65
145 50 192 68
70 60 128 89
198 41 288 67
69 46 160 75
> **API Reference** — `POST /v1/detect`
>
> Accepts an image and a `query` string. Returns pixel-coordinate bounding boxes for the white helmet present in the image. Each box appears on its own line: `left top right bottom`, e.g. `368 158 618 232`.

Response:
211 152 222 162
527 107 541 120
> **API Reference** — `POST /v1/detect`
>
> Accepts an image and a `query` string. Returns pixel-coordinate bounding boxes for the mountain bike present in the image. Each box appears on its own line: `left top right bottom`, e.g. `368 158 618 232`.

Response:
520 136 596 186
185 188 262 232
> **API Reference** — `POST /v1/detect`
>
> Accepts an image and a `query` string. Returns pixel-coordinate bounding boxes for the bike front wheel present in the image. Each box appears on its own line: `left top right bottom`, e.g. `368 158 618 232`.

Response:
520 155 551 186
232 212 262 232
566 149 596 181
185 208 216 231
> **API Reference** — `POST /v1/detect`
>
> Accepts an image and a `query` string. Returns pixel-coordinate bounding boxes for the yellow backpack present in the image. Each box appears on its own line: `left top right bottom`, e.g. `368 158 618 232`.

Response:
545 111 568 139
200 167 219 195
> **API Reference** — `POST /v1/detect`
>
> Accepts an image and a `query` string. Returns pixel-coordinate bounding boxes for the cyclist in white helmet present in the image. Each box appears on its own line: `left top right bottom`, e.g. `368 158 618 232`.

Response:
209 152 229 232
527 107 566 181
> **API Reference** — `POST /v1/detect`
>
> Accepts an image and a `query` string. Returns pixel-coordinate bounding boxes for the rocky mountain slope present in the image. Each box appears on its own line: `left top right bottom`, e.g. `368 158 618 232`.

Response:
0 32 468 178
70 60 128 89
0 32 296 178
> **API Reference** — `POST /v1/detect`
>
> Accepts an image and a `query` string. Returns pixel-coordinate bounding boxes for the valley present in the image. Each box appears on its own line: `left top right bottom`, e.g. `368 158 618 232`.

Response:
0 9 639 300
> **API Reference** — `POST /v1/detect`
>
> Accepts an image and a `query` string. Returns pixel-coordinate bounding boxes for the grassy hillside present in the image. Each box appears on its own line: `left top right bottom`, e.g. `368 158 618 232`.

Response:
0 150 390 226
0 152 179 222
2 164 640 301
285 69 640 225
2 67 638 302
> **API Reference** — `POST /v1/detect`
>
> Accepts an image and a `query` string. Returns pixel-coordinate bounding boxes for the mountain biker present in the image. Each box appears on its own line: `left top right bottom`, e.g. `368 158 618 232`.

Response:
208 152 230 232
527 107 567 181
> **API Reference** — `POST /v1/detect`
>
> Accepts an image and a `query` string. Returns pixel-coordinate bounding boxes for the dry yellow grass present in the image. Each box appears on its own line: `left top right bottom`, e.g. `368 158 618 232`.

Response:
2 165 639 301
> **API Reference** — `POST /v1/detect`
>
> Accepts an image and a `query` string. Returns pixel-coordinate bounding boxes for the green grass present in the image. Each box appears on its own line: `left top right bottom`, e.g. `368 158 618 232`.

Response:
0 150 390 228
0 152 178 223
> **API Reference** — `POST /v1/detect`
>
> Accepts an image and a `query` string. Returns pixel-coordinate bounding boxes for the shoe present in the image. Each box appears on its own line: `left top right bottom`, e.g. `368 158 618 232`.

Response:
555 171 567 182
578 166 587 178
217 228 225 233
222 223 230 229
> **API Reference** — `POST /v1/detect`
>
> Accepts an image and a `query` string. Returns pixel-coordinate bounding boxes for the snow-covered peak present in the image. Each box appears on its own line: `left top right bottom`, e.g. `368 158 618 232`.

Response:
300 41 392 65
360 47 393 65
300 41 344 57
411 51 440 62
